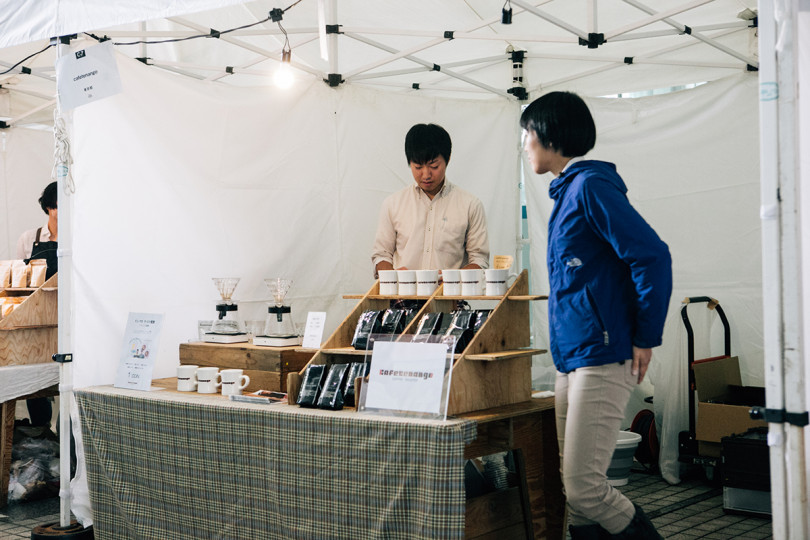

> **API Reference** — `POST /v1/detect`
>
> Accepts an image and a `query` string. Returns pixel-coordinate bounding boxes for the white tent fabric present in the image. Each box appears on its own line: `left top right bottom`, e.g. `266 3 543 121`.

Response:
525 72 761 483
66 51 520 524
0 0 247 49
0 126 55 259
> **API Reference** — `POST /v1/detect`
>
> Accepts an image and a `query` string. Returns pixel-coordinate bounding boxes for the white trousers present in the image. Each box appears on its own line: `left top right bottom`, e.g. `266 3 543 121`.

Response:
555 360 637 533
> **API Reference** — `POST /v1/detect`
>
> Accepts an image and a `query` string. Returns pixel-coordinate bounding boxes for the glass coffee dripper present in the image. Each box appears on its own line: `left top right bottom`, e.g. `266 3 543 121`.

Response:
262 278 297 337
209 277 245 335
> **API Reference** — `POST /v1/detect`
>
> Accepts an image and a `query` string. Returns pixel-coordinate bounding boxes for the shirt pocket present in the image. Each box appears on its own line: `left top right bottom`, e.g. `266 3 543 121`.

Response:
435 216 468 255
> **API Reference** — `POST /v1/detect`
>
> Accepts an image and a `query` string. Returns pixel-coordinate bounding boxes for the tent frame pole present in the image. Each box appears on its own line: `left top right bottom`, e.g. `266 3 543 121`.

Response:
760 1 809 538
620 0 757 67
605 0 714 40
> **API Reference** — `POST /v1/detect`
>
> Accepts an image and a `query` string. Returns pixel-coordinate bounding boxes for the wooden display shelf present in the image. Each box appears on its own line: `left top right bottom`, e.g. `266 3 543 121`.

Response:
0 273 58 367
179 341 313 393
289 270 548 415
465 349 547 362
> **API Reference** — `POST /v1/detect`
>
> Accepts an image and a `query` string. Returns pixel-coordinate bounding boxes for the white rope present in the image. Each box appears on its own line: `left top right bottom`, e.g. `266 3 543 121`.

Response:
52 107 75 194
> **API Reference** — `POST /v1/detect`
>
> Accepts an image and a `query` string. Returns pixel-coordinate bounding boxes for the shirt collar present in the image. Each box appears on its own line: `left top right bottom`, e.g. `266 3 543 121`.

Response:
413 179 452 199
560 156 585 175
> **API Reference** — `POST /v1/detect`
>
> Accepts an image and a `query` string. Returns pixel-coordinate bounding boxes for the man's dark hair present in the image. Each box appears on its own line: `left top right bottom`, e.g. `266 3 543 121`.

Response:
39 181 57 214
405 123 452 165
520 91 596 157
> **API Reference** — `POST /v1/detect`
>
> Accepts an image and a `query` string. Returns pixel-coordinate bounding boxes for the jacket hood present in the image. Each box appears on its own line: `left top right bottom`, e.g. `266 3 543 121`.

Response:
549 160 627 200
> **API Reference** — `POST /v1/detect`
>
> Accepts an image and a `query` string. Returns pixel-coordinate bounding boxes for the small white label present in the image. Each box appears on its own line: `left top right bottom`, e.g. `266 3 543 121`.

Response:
301 311 326 348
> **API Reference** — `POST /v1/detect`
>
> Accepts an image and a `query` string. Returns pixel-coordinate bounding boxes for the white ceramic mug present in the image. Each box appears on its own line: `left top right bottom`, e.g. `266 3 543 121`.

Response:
442 269 462 296
196 367 220 394
218 368 250 396
397 269 417 296
416 269 439 296
460 268 485 296
378 270 398 295
177 364 198 392
485 268 518 296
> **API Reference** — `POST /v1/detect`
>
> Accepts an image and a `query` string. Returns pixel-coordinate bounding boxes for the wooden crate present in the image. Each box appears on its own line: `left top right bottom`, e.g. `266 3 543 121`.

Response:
179 342 313 393
288 270 547 415
0 273 58 367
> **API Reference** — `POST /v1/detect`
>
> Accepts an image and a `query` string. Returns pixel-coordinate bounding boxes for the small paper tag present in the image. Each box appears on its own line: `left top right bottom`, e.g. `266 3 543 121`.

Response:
493 255 513 270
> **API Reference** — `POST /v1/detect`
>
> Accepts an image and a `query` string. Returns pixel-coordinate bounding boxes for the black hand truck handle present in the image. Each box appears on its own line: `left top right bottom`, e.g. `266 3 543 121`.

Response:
680 296 731 437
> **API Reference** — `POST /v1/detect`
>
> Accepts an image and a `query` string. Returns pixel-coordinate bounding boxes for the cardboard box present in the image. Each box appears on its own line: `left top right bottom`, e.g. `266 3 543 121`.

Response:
693 356 766 456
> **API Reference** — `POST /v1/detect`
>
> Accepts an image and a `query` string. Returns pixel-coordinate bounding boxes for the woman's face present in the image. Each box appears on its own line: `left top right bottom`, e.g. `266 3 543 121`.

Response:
523 129 557 175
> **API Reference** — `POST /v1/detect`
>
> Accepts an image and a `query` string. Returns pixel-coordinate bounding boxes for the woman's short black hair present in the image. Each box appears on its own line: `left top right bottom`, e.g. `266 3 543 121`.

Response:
39 181 57 214
519 91 596 157
404 123 452 165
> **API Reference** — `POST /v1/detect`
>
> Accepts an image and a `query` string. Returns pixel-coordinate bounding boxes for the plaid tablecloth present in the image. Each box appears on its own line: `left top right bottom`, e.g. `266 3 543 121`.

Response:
76 386 477 540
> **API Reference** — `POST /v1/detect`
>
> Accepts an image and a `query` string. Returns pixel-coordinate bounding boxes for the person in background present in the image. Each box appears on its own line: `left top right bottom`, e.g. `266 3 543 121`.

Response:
17 181 58 279
371 123 489 274
520 92 672 539
16 181 58 428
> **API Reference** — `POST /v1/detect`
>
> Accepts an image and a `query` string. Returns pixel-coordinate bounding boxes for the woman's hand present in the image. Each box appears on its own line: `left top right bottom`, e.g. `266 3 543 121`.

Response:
631 346 652 384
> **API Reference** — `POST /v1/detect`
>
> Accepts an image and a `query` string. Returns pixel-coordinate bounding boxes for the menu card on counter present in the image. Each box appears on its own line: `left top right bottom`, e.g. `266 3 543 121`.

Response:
302 311 327 348
114 312 164 391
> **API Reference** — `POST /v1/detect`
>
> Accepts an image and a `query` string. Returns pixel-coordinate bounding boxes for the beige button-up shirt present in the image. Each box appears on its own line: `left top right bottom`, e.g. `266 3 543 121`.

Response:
371 181 489 271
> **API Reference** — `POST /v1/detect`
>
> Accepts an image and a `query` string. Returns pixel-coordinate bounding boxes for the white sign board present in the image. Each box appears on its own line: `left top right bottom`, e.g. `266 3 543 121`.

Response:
364 341 448 415
301 311 326 349
56 42 122 111
115 313 164 391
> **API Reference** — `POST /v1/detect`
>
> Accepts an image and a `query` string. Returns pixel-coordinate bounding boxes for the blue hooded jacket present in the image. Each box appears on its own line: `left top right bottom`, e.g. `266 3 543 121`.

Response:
547 160 672 373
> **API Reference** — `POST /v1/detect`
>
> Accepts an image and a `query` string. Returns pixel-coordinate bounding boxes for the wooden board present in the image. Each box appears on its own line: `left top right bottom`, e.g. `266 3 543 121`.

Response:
0 273 58 330
465 487 527 540
179 342 311 372
0 327 58 367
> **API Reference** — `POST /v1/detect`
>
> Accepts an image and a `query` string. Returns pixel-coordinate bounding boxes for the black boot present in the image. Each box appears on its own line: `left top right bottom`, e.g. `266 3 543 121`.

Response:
611 504 664 539
569 523 611 539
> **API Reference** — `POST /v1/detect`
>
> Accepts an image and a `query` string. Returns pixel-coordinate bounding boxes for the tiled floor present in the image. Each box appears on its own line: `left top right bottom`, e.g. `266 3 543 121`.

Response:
584 469 774 539
0 496 61 539
2 470 772 539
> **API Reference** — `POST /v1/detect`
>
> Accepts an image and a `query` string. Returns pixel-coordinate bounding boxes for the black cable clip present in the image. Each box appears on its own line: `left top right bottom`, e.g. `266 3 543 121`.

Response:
52 353 73 363
444 31 454 40
209 28 221 39
269 8 284 22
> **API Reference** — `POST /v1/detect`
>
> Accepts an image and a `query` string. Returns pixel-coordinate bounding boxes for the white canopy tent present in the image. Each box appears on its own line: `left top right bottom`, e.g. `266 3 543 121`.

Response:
1 1 807 538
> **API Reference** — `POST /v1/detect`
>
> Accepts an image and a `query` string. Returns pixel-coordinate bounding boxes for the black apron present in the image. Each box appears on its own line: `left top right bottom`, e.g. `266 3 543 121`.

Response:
25 227 58 279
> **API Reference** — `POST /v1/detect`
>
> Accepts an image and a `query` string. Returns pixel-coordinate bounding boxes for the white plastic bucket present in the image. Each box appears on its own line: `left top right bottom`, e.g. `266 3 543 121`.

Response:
607 430 641 486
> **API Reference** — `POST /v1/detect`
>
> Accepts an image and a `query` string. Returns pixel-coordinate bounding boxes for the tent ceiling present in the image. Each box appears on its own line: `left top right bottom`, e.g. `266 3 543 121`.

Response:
0 0 758 127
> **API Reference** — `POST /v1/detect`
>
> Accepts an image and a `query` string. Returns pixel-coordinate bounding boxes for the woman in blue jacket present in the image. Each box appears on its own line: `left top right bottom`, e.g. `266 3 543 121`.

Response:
521 92 672 539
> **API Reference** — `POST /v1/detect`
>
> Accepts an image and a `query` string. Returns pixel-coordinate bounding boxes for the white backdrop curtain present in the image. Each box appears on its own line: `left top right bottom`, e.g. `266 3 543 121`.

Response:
525 72 761 484
0 125 54 259
67 52 520 523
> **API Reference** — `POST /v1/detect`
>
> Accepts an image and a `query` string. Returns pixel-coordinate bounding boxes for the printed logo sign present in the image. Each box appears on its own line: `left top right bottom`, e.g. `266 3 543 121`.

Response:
56 42 122 111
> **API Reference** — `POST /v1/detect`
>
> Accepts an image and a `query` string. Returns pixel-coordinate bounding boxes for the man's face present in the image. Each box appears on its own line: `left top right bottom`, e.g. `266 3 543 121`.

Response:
410 155 447 197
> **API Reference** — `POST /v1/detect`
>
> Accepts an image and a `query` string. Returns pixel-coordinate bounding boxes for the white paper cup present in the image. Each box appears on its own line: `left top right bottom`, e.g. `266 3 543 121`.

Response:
484 268 518 296
219 368 250 396
378 270 398 295
460 268 485 296
397 270 417 296
196 367 220 394
416 269 439 296
442 269 461 296
177 364 198 392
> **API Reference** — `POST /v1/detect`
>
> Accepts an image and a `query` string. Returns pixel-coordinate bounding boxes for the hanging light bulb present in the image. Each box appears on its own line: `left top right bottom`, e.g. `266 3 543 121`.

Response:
274 49 293 89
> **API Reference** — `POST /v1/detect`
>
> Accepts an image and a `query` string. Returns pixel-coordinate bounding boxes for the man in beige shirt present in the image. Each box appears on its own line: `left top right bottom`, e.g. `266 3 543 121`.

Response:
372 123 489 274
